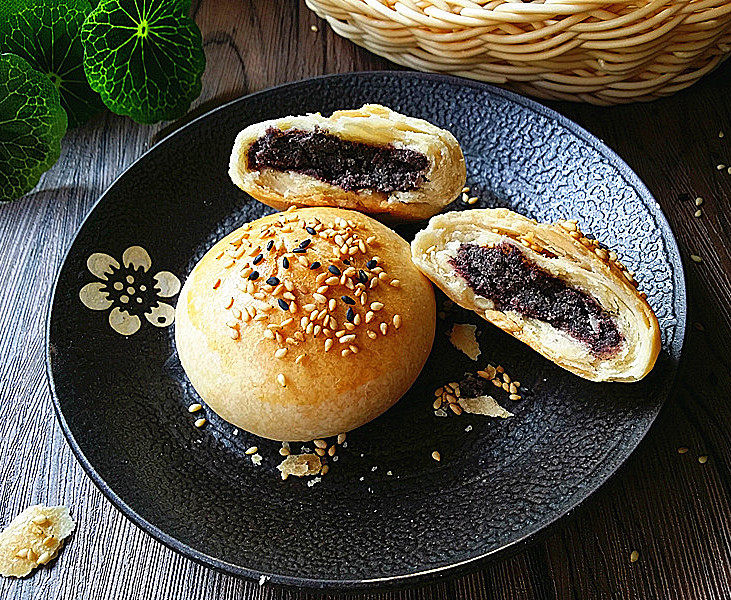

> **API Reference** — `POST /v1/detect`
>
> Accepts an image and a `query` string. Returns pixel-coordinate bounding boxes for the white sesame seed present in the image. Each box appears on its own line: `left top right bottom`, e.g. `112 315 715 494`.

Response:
339 334 356 344
370 302 384 311
432 451 441 461
194 418 206 428
245 446 258 455
393 314 402 329
690 254 702 263
274 348 288 358
188 403 202 413
324 338 334 352
277 373 287 387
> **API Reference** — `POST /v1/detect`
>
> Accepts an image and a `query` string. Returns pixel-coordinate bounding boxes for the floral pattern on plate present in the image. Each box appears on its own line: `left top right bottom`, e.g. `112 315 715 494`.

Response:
79 246 180 335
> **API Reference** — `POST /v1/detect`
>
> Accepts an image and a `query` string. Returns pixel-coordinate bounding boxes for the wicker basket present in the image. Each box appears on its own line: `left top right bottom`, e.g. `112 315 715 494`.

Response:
306 0 731 104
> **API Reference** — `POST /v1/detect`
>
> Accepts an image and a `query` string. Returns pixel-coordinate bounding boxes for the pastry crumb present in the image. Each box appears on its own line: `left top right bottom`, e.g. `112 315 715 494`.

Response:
259 574 269 585
449 323 481 360
0 505 75 578
250 453 262 466
465 425 473 432
277 453 322 479
306 477 322 487
459 395 513 418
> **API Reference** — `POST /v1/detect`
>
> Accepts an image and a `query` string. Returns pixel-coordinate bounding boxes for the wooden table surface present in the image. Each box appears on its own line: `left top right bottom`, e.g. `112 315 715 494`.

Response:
1 1 729 598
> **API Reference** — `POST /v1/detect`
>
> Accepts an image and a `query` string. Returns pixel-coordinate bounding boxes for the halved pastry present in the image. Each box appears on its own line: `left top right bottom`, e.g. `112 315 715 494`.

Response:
228 104 466 222
411 208 661 382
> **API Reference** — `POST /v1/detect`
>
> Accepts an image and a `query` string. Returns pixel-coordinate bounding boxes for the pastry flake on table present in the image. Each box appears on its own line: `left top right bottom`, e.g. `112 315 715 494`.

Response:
0 505 75 578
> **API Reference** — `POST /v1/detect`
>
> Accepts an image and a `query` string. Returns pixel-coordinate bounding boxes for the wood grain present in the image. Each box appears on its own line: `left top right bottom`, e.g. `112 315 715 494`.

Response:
1 1 729 598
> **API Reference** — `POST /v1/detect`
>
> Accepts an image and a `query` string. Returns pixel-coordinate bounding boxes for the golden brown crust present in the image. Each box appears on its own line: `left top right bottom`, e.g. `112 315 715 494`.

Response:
228 104 466 222
411 208 661 382
176 207 436 441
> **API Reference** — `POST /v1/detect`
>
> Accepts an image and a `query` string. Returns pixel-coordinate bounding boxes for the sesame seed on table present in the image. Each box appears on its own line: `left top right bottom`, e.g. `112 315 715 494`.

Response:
0 1 729 599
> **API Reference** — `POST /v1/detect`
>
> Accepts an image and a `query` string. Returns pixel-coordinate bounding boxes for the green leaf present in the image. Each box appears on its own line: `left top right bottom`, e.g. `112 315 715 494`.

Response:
0 0 104 128
82 0 205 124
0 53 68 203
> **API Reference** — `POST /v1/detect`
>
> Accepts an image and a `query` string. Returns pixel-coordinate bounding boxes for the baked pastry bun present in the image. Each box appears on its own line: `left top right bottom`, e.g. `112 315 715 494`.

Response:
176 207 436 441
411 208 661 382
228 104 466 222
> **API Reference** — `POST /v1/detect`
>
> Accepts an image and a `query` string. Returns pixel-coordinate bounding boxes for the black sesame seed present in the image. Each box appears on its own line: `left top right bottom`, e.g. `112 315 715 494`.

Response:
299 239 311 248
266 276 280 286
328 265 341 276
346 307 355 322
292 248 306 253
343 259 351 265
341 295 355 305
306 226 316 235
309 261 321 270
248 271 259 280
282 257 289 269
266 240 274 251
358 270 368 283
277 299 289 310
366 259 377 269
253 253 264 265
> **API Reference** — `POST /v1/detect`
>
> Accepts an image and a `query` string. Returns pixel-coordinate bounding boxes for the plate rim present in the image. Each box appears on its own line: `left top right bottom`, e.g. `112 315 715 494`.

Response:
45 70 688 590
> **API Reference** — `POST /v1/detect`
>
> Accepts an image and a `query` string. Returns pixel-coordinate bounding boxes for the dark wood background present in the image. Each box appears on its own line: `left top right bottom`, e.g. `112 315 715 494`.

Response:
1 1 729 598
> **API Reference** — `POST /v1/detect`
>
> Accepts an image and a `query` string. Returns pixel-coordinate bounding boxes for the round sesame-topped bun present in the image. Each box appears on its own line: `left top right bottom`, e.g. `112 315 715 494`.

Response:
175 207 436 441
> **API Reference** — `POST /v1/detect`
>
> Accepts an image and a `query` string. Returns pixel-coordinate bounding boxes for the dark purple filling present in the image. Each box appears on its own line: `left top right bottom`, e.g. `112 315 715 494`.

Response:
458 373 490 398
247 127 429 193
451 242 622 356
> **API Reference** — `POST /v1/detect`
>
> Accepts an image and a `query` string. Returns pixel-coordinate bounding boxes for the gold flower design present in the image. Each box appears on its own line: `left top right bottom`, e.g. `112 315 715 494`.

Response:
79 246 181 335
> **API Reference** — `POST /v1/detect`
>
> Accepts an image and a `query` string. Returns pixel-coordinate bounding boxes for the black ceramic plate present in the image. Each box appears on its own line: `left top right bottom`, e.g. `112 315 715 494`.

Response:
47 72 686 590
